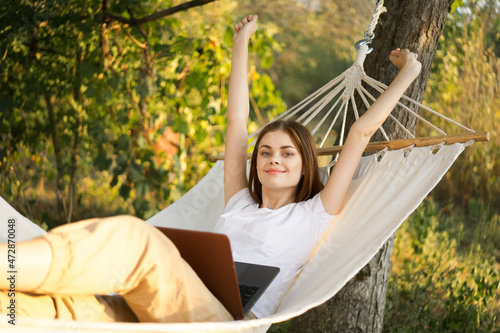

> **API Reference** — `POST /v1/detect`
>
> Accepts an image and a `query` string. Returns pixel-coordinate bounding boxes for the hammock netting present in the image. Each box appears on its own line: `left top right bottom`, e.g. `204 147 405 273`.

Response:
0 4 488 332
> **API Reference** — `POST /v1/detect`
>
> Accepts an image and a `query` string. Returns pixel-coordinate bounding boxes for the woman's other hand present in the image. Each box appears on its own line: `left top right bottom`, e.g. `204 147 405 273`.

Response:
389 48 421 77
233 15 258 41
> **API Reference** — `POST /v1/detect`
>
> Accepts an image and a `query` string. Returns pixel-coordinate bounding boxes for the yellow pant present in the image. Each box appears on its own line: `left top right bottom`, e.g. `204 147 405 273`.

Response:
0 216 233 323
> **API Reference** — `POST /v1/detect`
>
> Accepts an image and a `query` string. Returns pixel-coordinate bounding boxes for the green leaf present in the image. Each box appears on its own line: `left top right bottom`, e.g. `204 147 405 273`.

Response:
108 75 124 90
133 197 150 218
0 98 14 115
135 181 148 198
450 0 464 13
129 162 143 182
116 135 129 151
110 175 118 188
94 149 112 171
79 61 99 80
85 85 97 98
119 183 130 199
114 153 128 174
172 116 189 135
261 54 274 69
214 130 224 146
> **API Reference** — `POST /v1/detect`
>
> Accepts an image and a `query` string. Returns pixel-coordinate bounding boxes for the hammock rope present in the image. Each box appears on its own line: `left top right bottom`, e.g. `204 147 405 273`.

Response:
366 0 387 38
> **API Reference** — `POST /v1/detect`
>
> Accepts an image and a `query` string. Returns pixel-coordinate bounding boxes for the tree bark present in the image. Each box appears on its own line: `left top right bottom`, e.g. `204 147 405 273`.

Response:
68 48 84 223
288 0 454 332
44 91 65 217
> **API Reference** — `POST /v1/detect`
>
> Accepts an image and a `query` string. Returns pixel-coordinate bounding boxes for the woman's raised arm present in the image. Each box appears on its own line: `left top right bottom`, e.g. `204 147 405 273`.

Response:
224 15 258 205
320 49 422 215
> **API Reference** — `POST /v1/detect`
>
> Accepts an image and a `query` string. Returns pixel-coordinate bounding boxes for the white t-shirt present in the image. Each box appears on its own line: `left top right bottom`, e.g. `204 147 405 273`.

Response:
214 188 336 318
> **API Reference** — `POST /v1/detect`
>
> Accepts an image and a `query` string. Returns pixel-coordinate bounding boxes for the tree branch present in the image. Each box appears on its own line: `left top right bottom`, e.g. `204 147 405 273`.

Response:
104 0 217 25
124 26 147 49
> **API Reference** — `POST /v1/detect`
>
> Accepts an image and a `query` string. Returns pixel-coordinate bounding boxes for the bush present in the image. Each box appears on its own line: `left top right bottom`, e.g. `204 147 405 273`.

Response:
384 199 499 332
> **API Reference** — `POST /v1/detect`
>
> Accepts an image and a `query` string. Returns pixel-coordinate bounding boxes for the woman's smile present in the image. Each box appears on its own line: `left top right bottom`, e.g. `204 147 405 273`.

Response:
265 168 286 175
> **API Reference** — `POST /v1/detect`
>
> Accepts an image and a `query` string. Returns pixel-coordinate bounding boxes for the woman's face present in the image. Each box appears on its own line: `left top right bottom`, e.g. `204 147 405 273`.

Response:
256 130 303 193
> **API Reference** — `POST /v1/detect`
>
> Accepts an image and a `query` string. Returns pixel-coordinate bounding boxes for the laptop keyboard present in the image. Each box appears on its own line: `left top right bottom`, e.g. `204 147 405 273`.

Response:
239 283 260 308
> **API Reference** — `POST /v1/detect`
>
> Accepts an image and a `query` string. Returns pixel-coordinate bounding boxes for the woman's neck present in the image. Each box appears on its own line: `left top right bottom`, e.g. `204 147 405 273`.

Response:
260 188 296 210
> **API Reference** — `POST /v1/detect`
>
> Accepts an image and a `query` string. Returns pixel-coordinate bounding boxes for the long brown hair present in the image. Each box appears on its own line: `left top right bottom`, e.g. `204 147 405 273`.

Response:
248 120 324 205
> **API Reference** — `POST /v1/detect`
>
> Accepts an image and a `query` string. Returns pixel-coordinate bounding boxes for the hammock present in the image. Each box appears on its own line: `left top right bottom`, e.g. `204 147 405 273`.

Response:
0 1 489 332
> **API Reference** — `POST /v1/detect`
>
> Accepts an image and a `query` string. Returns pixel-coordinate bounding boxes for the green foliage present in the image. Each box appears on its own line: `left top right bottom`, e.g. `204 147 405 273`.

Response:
384 199 499 332
0 0 284 225
424 1 500 207
451 0 464 12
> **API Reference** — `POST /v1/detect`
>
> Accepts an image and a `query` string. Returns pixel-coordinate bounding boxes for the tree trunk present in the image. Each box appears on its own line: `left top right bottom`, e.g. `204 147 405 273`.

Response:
44 91 65 218
288 0 454 332
68 48 84 223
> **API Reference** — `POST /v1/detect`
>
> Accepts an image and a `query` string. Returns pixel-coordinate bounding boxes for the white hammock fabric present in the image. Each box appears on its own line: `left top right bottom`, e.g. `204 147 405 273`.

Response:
0 142 466 332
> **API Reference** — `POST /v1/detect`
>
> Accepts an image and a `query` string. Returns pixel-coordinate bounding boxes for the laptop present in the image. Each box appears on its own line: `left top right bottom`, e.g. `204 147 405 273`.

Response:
155 226 280 320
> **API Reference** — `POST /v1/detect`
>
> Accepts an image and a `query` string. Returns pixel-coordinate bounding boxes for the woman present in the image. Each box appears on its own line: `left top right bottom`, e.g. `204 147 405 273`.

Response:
218 15 420 318
0 15 420 323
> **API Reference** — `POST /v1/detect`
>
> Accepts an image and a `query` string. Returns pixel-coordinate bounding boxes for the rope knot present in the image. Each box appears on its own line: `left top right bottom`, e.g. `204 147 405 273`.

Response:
341 66 364 101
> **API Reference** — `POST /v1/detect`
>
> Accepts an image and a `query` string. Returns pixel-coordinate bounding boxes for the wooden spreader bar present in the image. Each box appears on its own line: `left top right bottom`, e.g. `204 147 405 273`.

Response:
209 131 490 162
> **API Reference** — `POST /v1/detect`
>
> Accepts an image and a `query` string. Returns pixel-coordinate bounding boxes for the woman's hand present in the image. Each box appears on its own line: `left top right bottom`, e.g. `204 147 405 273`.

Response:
233 15 258 41
389 48 421 76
